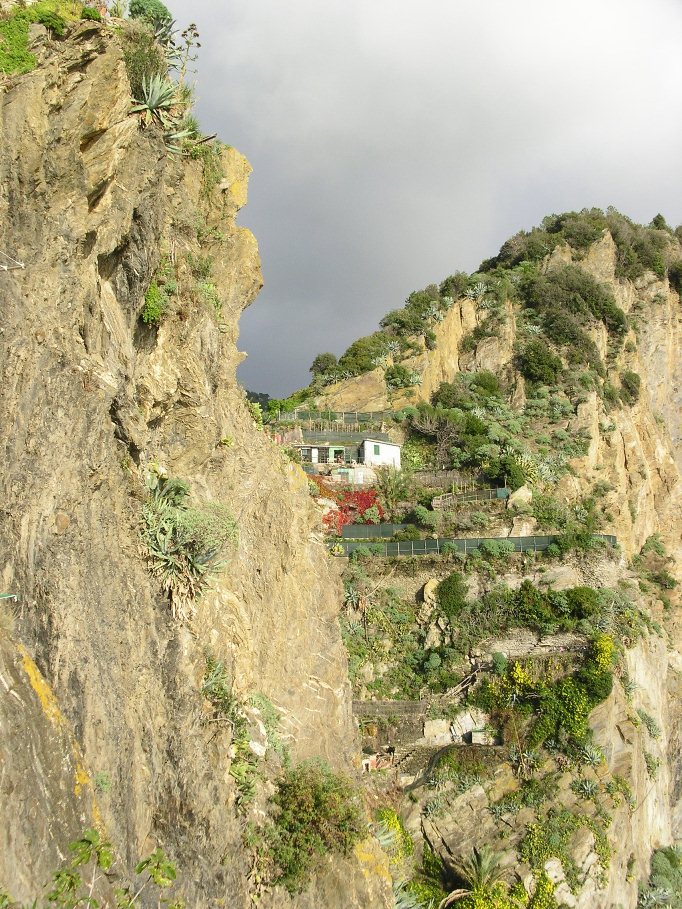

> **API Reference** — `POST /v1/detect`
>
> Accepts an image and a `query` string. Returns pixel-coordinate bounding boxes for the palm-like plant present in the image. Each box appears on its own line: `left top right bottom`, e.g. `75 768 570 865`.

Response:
439 847 508 908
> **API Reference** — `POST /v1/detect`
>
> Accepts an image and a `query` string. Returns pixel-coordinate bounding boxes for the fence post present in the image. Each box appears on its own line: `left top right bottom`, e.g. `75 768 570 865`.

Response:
533 537 537 553
464 538 468 555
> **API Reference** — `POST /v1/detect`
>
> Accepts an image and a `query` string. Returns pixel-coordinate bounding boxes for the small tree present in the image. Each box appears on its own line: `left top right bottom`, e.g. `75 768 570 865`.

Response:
310 352 338 375
128 0 173 30
517 340 562 384
437 571 468 621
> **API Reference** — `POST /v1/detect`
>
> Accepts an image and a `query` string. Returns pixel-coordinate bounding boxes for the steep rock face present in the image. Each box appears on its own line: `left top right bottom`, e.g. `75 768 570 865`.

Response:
414 636 671 909
0 24 389 908
316 298 479 411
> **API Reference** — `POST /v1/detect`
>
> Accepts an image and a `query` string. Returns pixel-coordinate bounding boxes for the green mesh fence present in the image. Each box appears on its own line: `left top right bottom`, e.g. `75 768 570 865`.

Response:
331 534 617 557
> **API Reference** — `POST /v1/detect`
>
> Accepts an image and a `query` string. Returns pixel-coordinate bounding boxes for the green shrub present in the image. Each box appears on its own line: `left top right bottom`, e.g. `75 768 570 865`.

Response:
187 252 213 280
575 667 613 704
80 6 101 20
338 332 391 376
431 380 472 409
479 539 515 560
531 494 569 530
437 571 468 620
0 11 36 74
265 760 364 892
35 8 67 34
485 454 526 491
669 260 682 295
542 307 603 372
492 652 508 676
522 265 626 336
120 18 166 97
394 524 421 542
0 2 72 73
385 363 414 389
409 505 438 529
518 340 562 384
514 580 554 628
602 381 620 408
650 568 678 590
142 281 165 324
197 281 221 314
564 586 601 618
530 677 592 745
188 141 226 199
470 370 502 398
639 846 682 908
620 370 641 405
128 0 172 29
439 272 470 299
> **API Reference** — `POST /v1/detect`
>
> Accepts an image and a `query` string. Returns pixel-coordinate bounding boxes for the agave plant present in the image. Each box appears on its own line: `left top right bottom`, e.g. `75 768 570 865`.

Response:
374 821 399 853
164 127 195 153
638 888 673 907
572 777 599 800
155 18 178 48
131 75 178 128
393 881 432 909
465 282 486 300
579 744 606 767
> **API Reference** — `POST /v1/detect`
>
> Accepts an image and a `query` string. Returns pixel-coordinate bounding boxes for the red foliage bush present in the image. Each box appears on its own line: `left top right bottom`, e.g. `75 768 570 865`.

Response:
308 477 383 534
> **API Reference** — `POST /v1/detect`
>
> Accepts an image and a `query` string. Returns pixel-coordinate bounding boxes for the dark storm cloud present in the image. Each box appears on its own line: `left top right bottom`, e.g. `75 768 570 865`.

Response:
172 0 682 395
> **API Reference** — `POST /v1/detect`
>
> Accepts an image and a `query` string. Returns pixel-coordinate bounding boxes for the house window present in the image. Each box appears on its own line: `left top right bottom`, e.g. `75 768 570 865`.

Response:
300 448 312 462
373 444 381 456
318 448 329 463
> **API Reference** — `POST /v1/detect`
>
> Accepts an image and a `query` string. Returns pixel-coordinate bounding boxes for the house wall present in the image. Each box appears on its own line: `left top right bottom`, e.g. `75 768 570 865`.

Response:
361 441 401 468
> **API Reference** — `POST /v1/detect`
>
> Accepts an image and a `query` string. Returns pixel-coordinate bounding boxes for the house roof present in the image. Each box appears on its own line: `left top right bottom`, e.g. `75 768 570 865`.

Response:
360 437 401 448
291 432 400 448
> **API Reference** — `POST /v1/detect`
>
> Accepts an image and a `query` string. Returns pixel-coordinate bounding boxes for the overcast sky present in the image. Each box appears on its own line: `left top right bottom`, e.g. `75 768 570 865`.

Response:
172 0 682 396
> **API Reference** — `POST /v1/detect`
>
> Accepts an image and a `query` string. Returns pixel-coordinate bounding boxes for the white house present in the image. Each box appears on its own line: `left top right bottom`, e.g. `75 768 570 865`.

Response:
358 438 401 469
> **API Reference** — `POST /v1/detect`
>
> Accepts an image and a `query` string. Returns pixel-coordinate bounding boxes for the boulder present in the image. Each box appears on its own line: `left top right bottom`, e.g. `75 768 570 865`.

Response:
419 579 440 623
507 484 533 509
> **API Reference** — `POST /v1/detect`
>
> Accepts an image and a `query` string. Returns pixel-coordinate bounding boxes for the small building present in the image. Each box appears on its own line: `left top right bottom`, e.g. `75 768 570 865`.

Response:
293 433 401 471
358 438 401 469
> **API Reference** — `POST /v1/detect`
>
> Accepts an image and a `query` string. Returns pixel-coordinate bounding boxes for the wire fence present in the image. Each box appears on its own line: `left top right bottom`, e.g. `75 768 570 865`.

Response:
342 523 407 539
432 487 509 508
332 534 617 558
277 409 395 423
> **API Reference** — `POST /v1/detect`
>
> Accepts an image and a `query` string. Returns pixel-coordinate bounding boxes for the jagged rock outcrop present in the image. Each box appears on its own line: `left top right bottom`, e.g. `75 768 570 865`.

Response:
0 23 391 909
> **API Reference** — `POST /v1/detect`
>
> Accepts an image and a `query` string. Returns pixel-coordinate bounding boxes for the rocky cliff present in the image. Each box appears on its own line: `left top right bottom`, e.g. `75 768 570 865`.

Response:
3 13 682 909
0 20 391 909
